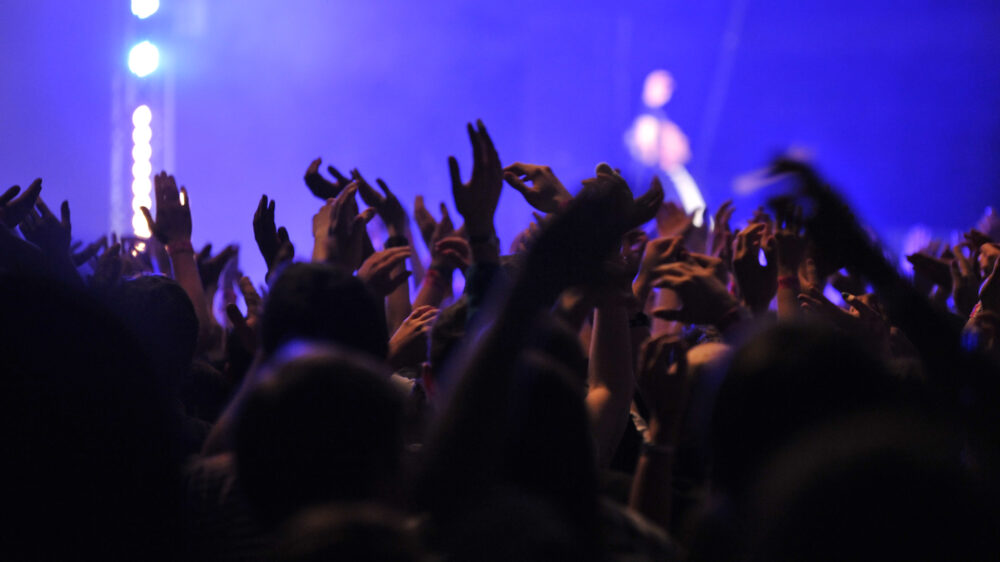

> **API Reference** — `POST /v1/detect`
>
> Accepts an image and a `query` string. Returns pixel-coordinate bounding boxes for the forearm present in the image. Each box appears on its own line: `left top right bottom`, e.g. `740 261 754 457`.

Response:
167 241 213 347
651 288 683 337
628 419 677 532
413 267 451 309
776 269 801 321
587 304 636 468
385 263 412 334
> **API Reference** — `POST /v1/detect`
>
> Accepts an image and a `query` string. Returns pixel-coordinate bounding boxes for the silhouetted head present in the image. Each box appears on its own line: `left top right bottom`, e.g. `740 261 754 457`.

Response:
711 321 899 496
745 413 998 562
0 275 183 559
234 345 404 525
105 274 198 394
261 262 388 360
277 503 421 562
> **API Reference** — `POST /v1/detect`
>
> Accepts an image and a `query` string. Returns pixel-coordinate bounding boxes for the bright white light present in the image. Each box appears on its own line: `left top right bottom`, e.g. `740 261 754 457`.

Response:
630 114 660 166
132 143 152 162
132 104 152 127
132 124 152 144
131 0 160 19
128 41 160 77
643 70 675 109
132 177 152 195
132 160 152 180
132 215 152 238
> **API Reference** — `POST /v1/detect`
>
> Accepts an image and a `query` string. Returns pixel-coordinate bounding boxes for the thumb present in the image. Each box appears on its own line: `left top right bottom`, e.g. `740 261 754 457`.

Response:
504 172 530 194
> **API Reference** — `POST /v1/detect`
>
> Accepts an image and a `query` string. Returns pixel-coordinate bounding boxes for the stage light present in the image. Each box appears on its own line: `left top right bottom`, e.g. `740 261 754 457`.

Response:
131 105 153 238
643 70 674 109
128 41 159 77
132 124 152 144
131 0 160 19
132 104 152 127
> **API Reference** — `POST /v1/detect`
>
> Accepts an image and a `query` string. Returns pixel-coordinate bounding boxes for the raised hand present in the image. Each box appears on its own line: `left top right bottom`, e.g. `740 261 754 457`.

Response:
0 179 42 228
449 120 503 237
197 243 239 289
636 335 690 428
71 235 107 267
732 222 777 314
978 257 1000 316
414 196 456 251
141 172 191 245
388 305 438 370
655 201 694 239
503 162 572 214
253 195 294 275
630 176 666 229
357 247 412 296
799 287 890 350
651 261 740 326
708 200 736 264
225 276 263 354
352 170 408 235
19 197 72 259
770 197 807 277
91 242 124 288
951 246 981 317
432 235 472 274
312 184 376 269
633 236 685 306
304 157 352 200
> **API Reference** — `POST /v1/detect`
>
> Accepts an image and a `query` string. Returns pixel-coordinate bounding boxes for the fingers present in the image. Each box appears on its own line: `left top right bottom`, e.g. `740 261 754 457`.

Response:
277 226 290 243
225 302 246 327
328 165 350 186
504 171 530 195
197 243 213 262
375 178 392 197
140 206 156 233
477 119 500 172
0 185 20 205
448 156 462 193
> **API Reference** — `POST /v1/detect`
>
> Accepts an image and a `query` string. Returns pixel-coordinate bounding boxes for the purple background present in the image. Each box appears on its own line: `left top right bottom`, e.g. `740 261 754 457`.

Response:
3 0 999 284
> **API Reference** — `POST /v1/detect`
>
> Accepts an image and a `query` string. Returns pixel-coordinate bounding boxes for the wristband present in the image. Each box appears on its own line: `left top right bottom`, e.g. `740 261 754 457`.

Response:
424 267 450 287
777 275 800 290
166 239 194 255
384 235 409 249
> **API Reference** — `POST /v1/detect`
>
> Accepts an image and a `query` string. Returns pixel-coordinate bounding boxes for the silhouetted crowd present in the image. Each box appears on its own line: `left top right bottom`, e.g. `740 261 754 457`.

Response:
2 121 999 560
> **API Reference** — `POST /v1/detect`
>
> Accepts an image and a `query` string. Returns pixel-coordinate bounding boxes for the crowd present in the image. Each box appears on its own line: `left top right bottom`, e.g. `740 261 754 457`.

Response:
2 119 999 560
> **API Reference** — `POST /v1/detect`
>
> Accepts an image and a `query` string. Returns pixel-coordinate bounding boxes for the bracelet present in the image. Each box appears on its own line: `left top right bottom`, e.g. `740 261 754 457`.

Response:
165 239 194 255
777 275 800 290
629 311 651 329
641 441 676 456
384 235 409 249
424 267 450 287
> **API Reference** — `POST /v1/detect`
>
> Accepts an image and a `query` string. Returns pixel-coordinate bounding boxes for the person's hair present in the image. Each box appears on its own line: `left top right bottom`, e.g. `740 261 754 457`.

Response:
277 503 421 562
261 262 388 359
745 412 997 562
104 274 199 393
710 321 900 496
234 346 403 525
0 274 183 559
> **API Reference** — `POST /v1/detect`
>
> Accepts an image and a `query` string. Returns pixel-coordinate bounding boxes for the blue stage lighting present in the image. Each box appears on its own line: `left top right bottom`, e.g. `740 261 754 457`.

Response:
128 41 159 77
131 0 160 19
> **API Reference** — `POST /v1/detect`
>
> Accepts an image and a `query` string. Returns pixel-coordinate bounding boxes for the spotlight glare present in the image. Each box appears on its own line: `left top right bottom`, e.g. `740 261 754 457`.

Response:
128 41 160 77
642 69 674 109
132 160 152 180
132 124 152 144
132 143 152 162
132 215 152 238
132 105 152 127
131 0 160 19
